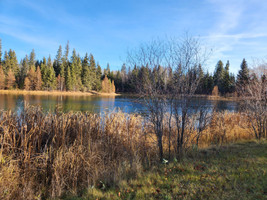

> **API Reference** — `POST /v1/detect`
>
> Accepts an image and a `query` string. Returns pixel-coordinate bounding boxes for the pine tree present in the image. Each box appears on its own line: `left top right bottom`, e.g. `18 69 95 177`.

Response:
0 65 5 89
237 58 249 87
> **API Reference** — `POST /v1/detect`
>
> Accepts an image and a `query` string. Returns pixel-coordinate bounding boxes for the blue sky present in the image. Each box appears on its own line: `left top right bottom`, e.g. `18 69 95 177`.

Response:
0 0 267 74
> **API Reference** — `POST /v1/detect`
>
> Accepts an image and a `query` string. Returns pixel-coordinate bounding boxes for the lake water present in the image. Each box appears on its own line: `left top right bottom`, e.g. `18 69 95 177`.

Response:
0 94 239 114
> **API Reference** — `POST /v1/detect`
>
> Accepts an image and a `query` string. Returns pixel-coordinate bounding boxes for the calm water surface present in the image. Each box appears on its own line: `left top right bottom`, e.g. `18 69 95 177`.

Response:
0 94 239 114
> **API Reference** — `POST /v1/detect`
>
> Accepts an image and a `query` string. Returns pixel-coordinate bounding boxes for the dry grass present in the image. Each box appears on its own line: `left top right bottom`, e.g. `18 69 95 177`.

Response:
0 107 256 199
0 89 120 96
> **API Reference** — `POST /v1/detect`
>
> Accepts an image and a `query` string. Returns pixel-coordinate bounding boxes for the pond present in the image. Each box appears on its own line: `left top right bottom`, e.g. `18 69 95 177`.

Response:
0 94 239 114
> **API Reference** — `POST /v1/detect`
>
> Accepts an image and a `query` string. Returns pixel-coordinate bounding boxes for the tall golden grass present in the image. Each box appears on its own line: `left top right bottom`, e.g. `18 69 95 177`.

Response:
0 107 254 199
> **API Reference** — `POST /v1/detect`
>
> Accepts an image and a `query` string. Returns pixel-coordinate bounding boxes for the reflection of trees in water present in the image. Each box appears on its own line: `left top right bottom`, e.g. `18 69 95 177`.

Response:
0 94 238 114
99 96 115 113
5 94 16 110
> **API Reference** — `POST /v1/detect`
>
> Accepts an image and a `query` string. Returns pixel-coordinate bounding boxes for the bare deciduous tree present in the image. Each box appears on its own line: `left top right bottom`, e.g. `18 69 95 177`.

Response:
240 64 267 140
127 34 210 161
168 35 210 158
127 39 169 162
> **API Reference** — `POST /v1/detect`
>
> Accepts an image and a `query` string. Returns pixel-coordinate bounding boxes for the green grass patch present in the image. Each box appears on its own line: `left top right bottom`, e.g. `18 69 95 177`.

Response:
59 140 267 200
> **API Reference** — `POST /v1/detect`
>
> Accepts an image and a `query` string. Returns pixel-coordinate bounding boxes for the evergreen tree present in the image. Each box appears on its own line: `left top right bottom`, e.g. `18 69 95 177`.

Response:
213 60 225 95
64 41 69 61
229 73 236 93
82 53 91 90
58 64 65 90
29 49 36 69
21 55 29 77
54 45 63 76
35 66 42 90
47 55 53 68
89 54 97 89
222 60 231 94
104 63 110 76
0 65 5 89
95 63 102 91
237 58 249 87
66 65 73 91
196 64 204 94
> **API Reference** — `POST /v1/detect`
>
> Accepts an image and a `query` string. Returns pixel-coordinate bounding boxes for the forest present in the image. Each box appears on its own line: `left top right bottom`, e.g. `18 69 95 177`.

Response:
0 39 254 96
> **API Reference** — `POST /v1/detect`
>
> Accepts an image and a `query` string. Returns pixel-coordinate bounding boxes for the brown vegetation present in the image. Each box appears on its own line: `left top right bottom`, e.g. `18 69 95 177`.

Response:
101 75 116 93
0 106 259 199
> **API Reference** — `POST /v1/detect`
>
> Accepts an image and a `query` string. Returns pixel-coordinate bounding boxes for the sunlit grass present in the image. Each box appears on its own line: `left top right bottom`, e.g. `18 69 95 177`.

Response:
80 141 267 200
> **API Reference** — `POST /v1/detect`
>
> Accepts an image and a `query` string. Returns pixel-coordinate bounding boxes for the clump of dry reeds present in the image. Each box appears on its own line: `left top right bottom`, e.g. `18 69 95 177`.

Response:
0 106 255 199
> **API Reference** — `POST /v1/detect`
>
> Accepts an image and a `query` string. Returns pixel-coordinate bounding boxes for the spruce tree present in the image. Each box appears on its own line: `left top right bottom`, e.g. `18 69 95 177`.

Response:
95 63 102 91
64 41 69 61
223 60 231 94
89 54 97 89
82 53 91 90
29 49 36 69
35 66 42 90
54 45 62 76
237 58 249 87
66 65 73 91
213 60 225 95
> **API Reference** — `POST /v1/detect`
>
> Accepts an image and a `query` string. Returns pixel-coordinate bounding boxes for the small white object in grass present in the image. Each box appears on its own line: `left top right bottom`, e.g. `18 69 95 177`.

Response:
162 158 168 164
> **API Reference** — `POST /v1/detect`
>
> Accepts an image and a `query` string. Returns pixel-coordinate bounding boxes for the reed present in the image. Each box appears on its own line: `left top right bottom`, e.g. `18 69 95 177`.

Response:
0 106 255 199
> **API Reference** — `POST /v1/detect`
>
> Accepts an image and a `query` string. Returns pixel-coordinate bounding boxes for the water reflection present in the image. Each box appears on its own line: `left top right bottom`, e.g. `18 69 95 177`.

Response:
0 94 239 114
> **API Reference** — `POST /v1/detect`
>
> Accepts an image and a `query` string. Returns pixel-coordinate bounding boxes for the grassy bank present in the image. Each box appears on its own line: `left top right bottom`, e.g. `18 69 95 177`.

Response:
72 140 267 200
0 89 119 96
0 107 260 199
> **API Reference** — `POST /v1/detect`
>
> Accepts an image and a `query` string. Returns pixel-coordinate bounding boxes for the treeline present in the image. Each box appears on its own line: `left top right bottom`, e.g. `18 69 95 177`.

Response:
0 40 115 92
111 59 250 96
0 39 252 95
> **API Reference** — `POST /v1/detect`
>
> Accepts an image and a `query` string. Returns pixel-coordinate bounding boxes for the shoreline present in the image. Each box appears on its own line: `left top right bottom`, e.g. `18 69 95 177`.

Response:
0 90 239 101
119 92 239 101
0 89 120 97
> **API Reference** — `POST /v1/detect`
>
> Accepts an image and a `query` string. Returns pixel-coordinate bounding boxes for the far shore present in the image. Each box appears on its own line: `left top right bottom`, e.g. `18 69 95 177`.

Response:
120 92 239 101
0 89 120 97
0 90 239 101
